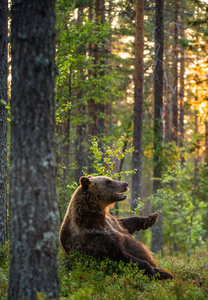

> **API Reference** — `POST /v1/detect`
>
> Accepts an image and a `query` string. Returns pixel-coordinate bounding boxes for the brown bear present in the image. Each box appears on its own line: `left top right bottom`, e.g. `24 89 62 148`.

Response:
59 176 173 279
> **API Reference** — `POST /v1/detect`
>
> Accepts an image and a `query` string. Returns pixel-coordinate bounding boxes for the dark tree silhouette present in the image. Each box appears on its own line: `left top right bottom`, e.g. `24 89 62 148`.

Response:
151 0 164 254
0 0 8 247
132 0 144 210
172 0 179 144
8 1 59 299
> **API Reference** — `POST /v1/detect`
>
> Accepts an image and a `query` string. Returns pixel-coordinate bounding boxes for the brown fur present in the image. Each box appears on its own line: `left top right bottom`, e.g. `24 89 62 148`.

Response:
59 176 173 279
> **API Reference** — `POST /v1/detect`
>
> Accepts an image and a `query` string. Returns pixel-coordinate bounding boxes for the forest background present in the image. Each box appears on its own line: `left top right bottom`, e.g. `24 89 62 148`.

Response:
0 0 208 299
55 0 208 255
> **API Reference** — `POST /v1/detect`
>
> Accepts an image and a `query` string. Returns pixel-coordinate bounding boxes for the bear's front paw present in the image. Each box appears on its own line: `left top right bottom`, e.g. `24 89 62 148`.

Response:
142 213 159 230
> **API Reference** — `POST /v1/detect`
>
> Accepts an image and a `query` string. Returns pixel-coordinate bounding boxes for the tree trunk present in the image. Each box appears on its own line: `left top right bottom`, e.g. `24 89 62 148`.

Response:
56 19 71 182
205 121 208 164
151 0 164 254
56 109 70 180
105 0 113 137
187 109 198 257
9 1 59 299
97 0 105 139
164 23 172 143
172 0 179 144
131 0 144 210
75 7 86 182
0 0 8 247
179 12 185 162
88 0 97 138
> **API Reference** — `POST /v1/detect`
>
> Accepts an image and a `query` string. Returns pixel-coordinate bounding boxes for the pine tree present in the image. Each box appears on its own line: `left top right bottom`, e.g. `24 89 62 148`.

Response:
0 0 8 247
172 0 179 144
8 1 59 298
132 0 144 210
151 0 164 254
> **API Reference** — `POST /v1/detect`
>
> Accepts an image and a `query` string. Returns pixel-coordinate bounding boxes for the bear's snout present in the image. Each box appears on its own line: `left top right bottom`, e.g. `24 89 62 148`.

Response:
121 181 128 191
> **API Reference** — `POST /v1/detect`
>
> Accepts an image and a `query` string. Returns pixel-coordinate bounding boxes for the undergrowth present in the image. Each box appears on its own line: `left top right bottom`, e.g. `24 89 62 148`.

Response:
58 249 208 300
0 244 207 299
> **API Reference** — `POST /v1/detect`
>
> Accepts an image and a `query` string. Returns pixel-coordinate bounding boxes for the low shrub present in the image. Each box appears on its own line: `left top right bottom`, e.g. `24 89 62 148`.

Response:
0 246 207 299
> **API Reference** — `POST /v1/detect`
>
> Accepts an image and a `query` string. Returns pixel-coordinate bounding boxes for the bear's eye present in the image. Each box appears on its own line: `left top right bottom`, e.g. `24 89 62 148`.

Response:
106 179 112 186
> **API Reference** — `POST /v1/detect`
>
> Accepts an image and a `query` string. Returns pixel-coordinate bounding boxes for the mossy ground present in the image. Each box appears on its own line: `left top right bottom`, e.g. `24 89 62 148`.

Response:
58 249 208 300
1 245 207 299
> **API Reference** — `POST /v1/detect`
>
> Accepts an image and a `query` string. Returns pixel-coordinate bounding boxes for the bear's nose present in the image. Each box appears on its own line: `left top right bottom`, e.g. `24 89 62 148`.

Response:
124 182 128 187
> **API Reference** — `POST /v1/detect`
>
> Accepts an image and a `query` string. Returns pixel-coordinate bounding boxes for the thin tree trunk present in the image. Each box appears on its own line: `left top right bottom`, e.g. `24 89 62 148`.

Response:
88 0 98 173
105 0 113 136
172 0 179 144
205 121 208 164
131 0 144 210
179 8 185 162
56 76 71 181
187 109 198 257
164 24 172 143
56 112 70 179
0 0 8 247
9 1 59 299
151 0 164 254
75 85 85 181
88 0 97 138
56 18 71 182
75 7 86 182
97 0 105 138
114 138 129 217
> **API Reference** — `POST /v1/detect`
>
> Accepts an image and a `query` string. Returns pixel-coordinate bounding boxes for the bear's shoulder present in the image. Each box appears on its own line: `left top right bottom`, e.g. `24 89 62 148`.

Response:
105 214 129 234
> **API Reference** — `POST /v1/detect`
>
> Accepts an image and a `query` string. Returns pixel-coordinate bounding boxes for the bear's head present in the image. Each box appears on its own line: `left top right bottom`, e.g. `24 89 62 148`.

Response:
79 176 129 207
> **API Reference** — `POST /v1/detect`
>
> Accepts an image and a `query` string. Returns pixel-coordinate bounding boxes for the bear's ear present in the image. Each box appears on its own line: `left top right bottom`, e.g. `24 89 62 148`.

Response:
80 176 91 189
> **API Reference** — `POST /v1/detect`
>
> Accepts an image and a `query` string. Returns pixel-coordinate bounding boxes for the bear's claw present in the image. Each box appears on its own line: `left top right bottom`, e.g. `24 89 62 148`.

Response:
142 213 159 230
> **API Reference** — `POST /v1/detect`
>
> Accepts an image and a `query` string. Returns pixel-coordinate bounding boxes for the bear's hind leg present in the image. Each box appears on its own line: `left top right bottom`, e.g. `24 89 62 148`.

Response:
154 268 173 279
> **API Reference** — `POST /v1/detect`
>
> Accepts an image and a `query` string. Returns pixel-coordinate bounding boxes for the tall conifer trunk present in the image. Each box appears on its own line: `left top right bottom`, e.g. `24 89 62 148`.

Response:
9 1 59 299
97 0 105 138
164 22 172 143
205 121 208 164
105 1 113 136
56 18 71 182
179 10 185 160
132 0 144 210
0 0 8 246
88 0 97 138
88 0 97 174
151 0 164 254
172 0 179 144
75 7 86 182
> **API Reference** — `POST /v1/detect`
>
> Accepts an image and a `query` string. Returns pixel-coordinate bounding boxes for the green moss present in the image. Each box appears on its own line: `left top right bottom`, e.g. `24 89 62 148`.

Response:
0 247 207 299
58 250 208 299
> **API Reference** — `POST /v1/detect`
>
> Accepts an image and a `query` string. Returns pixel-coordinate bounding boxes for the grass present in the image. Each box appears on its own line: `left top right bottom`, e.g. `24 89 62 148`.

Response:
0 244 208 299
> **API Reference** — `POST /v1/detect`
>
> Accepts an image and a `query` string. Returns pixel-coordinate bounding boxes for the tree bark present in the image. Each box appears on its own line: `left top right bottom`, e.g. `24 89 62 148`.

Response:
151 0 164 254
88 0 97 138
9 1 59 299
75 7 86 182
205 121 208 164
131 0 144 210
105 0 113 136
56 18 71 182
172 0 179 144
164 22 172 143
0 0 8 247
97 0 105 138
56 110 70 180
179 12 185 162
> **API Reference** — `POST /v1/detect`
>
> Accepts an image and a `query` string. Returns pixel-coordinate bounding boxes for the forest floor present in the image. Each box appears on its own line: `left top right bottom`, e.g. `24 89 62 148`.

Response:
0 246 208 299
